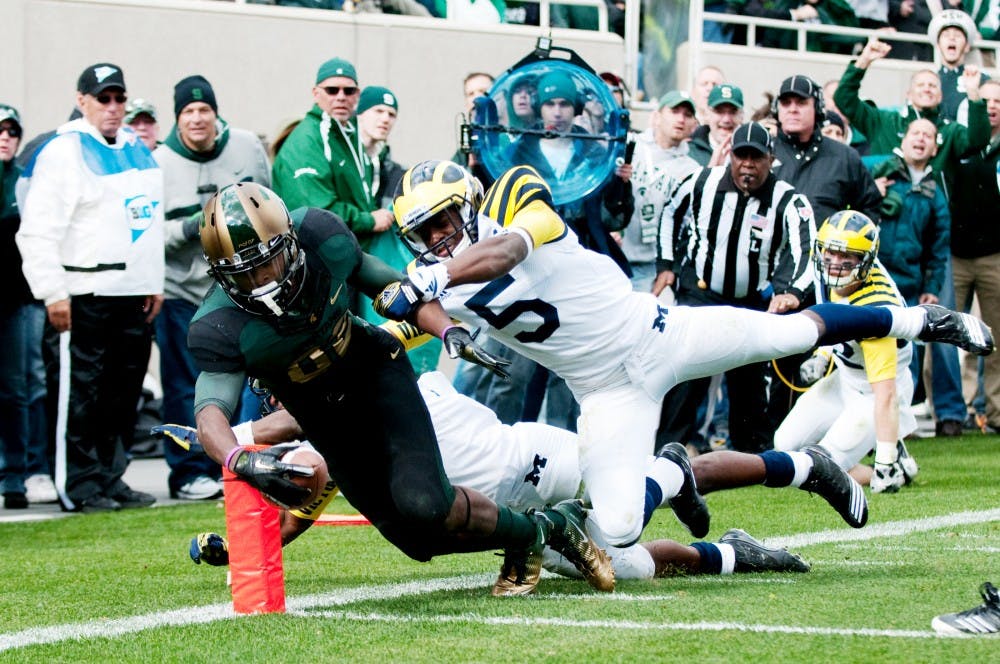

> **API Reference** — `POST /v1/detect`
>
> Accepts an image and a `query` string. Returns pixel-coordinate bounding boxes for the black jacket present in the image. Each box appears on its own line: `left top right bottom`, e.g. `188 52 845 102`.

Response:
772 127 882 226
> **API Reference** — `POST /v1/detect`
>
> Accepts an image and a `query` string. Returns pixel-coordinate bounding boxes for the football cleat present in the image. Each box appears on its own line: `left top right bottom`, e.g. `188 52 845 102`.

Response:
492 521 546 597
895 439 919 484
719 528 810 573
932 582 1000 635
657 442 711 538
800 445 868 528
917 304 995 356
542 500 615 592
870 462 906 494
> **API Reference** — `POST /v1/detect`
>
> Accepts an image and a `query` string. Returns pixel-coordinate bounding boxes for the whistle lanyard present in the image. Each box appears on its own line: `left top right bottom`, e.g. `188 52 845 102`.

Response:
334 117 373 206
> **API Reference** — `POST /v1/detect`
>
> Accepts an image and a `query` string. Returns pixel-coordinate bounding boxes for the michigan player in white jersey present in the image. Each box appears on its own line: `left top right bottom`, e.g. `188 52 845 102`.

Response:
774 211 920 494
373 160 993 586
172 370 810 588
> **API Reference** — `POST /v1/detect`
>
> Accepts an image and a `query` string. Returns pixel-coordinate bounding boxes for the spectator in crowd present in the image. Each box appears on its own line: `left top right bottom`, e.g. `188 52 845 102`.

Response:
599 71 629 109
0 104 56 509
688 83 745 166
929 9 990 122
948 78 1000 432
726 0 863 54
822 78 870 155
620 90 700 293
453 71 495 188
834 37 990 179
124 98 160 152
654 122 816 454
886 0 934 62
821 108 847 141
272 57 394 251
15 63 163 513
870 118 966 436
769 73 883 427
153 75 271 500
775 210 919 493
504 71 539 131
690 65 725 125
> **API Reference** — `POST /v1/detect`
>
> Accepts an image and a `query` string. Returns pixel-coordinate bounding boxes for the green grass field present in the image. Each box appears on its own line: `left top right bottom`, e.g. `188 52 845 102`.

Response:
1 435 998 662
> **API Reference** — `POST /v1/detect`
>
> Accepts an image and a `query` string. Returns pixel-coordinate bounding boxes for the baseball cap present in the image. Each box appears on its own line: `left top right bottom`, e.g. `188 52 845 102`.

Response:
77 63 126 96
316 57 358 85
124 98 157 124
778 75 820 100
658 90 695 113
708 84 743 109
823 110 845 133
357 86 398 115
0 104 21 128
731 122 773 154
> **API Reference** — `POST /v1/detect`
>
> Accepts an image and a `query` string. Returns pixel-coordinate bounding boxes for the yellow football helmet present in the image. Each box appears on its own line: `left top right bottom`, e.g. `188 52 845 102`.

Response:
201 182 306 316
813 210 879 289
392 160 484 263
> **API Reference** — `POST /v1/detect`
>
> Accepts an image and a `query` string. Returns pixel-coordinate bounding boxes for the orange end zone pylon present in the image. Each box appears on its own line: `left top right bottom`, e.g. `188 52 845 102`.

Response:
222 448 285 614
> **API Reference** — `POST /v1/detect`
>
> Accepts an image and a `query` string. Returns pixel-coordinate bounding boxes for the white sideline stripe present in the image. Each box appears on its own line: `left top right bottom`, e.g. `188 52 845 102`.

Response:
0 574 492 653
768 508 1000 550
3 509 999 651
300 609 974 640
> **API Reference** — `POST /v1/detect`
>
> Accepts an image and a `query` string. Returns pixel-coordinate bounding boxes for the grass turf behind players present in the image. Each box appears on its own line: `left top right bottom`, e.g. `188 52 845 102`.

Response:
0 434 997 661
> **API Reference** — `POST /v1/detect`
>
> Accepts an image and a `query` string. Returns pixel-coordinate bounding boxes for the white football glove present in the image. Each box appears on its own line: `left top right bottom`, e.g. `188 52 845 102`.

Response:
799 349 832 386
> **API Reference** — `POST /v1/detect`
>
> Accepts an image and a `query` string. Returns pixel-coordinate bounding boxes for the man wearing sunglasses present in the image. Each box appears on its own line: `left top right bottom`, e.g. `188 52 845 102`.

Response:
272 57 395 252
14 63 164 513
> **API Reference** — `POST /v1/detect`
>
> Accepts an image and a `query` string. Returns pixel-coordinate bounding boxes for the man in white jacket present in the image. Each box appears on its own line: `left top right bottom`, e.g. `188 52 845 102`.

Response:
153 75 271 500
15 63 164 513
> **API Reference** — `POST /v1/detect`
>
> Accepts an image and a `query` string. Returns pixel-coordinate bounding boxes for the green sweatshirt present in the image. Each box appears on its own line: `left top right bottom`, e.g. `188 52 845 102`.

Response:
833 62 991 183
271 104 378 249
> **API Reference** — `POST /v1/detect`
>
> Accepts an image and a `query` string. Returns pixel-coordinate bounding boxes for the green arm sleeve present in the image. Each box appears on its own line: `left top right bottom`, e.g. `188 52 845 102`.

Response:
833 64 886 141
193 371 246 422
950 99 991 158
353 251 405 299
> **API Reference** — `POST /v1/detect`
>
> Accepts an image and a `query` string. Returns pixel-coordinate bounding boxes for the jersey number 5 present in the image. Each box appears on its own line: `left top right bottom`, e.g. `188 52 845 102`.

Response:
465 274 560 343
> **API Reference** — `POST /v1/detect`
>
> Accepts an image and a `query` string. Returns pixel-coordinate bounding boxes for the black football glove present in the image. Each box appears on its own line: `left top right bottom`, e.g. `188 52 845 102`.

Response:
443 327 511 380
190 532 229 566
228 442 314 510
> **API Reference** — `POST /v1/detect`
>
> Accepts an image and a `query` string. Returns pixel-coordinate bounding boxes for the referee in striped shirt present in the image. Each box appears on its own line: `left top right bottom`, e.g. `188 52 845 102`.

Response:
652 121 816 453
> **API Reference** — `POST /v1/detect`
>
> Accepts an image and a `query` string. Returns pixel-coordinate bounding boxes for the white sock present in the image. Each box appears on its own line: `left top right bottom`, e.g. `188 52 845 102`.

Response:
888 305 926 340
874 440 897 465
717 542 736 575
787 451 814 488
646 455 685 505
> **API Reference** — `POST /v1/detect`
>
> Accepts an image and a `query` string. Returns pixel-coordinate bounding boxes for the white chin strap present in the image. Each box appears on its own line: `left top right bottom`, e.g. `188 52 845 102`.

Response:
825 269 859 288
251 282 285 316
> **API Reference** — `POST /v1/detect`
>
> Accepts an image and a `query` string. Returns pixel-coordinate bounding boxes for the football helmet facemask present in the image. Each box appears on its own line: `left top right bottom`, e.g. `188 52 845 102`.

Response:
201 182 306 316
813 210 879 289
393 160 484 264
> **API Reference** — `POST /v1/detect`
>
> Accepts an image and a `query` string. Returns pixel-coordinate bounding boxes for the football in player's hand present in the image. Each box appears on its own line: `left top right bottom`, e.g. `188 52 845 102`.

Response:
262 445 329 511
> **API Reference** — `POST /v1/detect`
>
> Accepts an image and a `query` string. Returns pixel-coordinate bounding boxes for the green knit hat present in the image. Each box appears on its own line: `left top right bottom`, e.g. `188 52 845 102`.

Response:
357 86 398 115
316 57 357 85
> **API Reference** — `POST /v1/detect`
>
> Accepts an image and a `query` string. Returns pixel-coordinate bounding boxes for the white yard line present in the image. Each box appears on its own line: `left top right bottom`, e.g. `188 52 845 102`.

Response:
2 509 998 652
300 609 969 640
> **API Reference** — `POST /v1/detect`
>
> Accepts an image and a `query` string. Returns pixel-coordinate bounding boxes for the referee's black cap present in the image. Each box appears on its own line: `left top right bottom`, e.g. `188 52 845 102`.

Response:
732 121 773 154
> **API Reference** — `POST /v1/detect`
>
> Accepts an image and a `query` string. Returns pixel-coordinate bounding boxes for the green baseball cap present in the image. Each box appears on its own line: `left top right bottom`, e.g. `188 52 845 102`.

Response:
124 98 157 124
0 104 21 127
658 90 695 112
708 83 744 109
316 57 357 85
